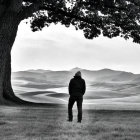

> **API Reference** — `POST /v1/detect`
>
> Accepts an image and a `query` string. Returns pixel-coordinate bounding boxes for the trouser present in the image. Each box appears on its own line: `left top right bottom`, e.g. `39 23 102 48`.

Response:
68 96 83 122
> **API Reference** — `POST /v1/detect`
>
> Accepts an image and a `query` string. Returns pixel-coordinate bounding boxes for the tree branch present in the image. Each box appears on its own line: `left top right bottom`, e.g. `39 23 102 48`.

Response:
19 0 131 28
19 1 45 21
129 0 140 7
19 3 98 26
40 5 99 26
8 0 23 13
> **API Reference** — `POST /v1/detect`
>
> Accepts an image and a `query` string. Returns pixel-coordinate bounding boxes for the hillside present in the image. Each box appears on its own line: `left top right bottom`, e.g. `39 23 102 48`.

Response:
12 68 140 85
11 68 140 107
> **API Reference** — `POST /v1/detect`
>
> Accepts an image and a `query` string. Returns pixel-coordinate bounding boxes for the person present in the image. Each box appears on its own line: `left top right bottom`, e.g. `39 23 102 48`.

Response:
68 71 86 123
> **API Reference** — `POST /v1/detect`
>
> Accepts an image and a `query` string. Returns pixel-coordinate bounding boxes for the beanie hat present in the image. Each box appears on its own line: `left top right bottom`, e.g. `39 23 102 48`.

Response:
75 71 81 77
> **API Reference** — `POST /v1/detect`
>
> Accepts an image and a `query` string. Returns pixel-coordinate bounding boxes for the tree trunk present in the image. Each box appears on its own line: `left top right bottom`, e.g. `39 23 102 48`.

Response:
0 11 48 106
2 51 35 105
3 52 24 104
3 52 15 103
0 11 26 105
0 43 8 104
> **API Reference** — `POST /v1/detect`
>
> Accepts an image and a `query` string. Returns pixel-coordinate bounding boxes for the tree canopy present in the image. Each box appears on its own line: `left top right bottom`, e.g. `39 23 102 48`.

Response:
0 0 140 43
19 0 140 44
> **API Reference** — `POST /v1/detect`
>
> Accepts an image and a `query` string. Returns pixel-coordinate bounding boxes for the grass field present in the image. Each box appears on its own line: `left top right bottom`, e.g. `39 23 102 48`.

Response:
0 106 140 140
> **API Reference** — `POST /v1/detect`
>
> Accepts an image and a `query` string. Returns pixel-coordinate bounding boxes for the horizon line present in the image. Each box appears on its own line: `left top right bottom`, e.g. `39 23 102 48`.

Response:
12 67 139 75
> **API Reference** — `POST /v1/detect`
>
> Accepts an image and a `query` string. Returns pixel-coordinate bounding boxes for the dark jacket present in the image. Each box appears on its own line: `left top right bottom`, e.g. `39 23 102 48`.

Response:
68 76 86 96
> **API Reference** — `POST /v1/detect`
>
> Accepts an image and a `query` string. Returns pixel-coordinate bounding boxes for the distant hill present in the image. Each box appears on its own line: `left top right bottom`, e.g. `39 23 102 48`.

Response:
12 68 140 86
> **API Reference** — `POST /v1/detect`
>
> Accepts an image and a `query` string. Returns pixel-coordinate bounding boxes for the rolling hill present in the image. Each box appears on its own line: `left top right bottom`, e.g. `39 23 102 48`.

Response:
12 68 140 85
11 68 140 107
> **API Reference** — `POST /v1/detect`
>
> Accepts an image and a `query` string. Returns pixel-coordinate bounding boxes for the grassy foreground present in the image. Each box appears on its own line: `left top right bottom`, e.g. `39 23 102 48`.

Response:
0 106 140 140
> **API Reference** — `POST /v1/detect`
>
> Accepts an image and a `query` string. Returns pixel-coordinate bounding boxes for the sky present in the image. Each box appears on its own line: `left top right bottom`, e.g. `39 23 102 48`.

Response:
12 20 140 74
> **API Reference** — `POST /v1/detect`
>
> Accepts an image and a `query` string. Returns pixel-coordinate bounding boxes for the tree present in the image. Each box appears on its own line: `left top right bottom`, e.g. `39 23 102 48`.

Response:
0 0 140 105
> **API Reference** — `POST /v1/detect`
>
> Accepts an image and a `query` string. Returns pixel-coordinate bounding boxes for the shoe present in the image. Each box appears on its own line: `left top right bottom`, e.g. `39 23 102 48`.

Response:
77 121 81 123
